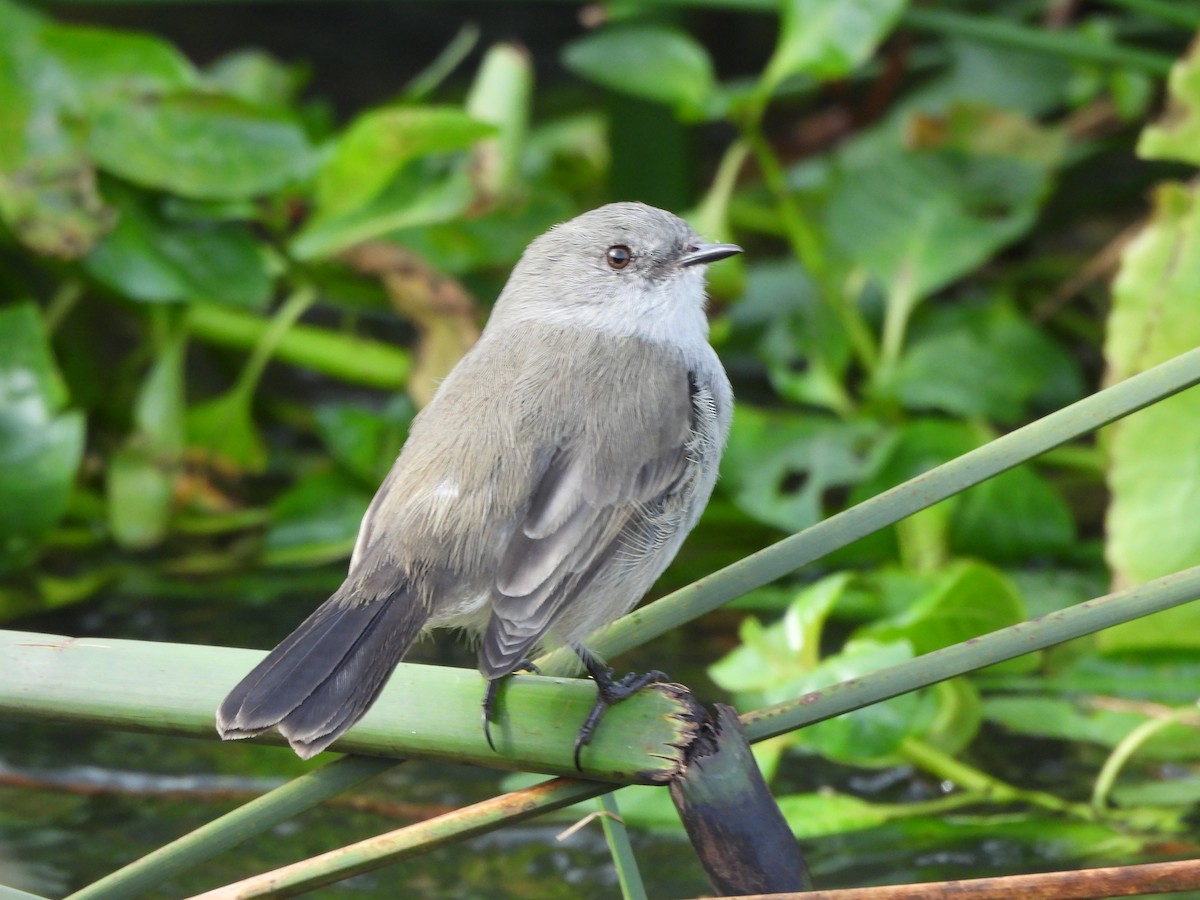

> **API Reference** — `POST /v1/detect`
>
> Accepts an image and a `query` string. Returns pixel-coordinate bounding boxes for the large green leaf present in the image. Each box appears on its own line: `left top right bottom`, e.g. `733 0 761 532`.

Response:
312 400 411 486
0 304 85 573
562 23 716 120
1103 181 1200 649
794 638 927 764
826 137 1047 301
87 92 314 200
708 576 931 764
726 260 853 413
1103 41 1200 644
202 49 307 110
720 406 887 533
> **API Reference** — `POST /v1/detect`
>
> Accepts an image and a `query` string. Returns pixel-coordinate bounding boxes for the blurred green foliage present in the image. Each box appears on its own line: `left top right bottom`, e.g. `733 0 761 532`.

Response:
3 0 1200 879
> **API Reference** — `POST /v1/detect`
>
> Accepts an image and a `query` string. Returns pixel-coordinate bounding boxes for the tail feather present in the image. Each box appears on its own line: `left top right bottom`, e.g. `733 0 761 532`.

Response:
216 587 428 758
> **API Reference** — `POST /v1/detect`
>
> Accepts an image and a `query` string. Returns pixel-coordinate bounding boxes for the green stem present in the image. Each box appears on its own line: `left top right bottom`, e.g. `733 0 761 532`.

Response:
227 285 318 406
1095 0 1200 29
692 138 751 238
43 280 83 334
871 789 990 821
188 302 411 390
877 265 919 379
403 23 480 101
744 127 879 381
172 508 273 535
900 737 1087 818
741 565 1200 744
0 629 695 781
1092 706 1198 811
598 793 648 900
67 756 397 900
743 127 825 277
903 8 1175 75
185 778 610 899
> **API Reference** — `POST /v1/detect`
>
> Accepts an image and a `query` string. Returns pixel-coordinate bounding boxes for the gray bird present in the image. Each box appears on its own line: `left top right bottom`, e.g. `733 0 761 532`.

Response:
216 202 740 762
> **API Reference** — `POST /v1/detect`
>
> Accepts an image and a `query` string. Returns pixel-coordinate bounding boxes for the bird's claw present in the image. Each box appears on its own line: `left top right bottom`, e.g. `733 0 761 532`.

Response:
480 660 542 752
572 665 669 771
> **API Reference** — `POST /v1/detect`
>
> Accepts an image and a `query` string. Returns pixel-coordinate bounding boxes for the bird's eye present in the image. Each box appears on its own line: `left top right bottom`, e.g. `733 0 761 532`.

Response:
606 245 633 269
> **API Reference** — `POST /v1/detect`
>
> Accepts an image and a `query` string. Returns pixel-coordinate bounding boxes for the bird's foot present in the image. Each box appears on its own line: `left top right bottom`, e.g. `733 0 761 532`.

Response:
574 652 668 771
481 660 542 751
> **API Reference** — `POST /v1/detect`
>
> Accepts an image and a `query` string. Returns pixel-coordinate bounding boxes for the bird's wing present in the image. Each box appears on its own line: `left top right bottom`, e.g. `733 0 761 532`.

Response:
478 370 700 678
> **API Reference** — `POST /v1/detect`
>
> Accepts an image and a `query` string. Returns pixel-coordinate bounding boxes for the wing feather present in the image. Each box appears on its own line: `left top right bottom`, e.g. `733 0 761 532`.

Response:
479 368 698 677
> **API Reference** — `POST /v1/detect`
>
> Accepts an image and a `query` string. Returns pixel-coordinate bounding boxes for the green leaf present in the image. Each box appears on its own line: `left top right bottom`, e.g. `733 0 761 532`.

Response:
910 38 1074 117
84 182 275 308
850 418 977 503
106 332 187 549
562 24 716 120
983 696 1200 761
0 6 115 258
1137 40 1200 166
264 470 373 566
0 303 85 573
291 165 475 260
982 656 1200 706
858 561 1027 659
776 792 891 839
798 639 925 763
202 49 307 109
825 125 1052 300
313 400 412 486
314 106 493 221
1104 182 1200 629
1006 567 1107 620
951 465 1075 564
765 0 907 86
389 192 575 276
464 43 532 199
106 445 176 550
40 21 195 105
887 298 1084 423
187 390 268 473
720 406 887 533
87 93 315 200
727 260 852 412
0 11 200 257
1112 773 1200 809
708 573 854 694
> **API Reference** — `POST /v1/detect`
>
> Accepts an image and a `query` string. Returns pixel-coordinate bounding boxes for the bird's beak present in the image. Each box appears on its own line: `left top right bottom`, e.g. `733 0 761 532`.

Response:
678 242 743 267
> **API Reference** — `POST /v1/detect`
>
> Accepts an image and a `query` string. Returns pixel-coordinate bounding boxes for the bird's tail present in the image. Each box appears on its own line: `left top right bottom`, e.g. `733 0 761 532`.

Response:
216 585 428 758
